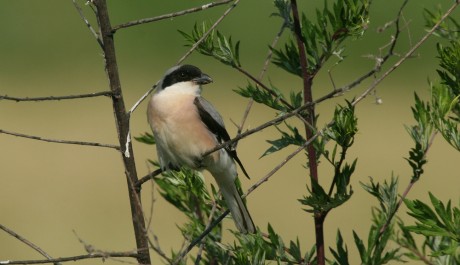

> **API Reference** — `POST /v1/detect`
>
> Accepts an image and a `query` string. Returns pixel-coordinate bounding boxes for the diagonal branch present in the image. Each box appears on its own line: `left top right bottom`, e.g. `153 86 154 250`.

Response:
0 224 60 265
352 0 459 106
112 0 234 32
176 0 240 65
0 91 112 102
92 1 151 264
0 129 120 150
1 251 139 265
71 0 103 48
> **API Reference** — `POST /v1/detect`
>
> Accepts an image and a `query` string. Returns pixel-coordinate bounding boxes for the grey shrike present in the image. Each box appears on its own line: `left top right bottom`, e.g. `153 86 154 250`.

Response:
147 64 255 234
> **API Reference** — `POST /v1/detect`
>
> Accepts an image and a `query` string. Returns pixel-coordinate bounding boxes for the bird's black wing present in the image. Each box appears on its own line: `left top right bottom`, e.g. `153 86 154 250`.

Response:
194 97 250 179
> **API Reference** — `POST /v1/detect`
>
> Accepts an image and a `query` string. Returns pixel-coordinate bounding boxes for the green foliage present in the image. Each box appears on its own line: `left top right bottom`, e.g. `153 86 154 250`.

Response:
272 0 370 77
354 177 405 265
134 132 156 145
361 176 399 224
325 101 358 149
179 22 241 67
329 230 350 265
424 7 460 41
404 193 460 255
227 224 314 264
141 1 460 264
261 122 305 158
396 194 460 264
234 82 288 112
299 174 353 214
437 41 460 101
271 0 292 26
418 12 460 151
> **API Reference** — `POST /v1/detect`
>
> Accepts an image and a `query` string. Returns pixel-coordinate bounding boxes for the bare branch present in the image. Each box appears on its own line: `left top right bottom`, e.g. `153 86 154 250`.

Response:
135 168 163 191
0 224 59 265
176 0 240 65
352 0 459 106
112 0 234 32
85 1 152 264
71 0 103 48
0 91 112 102
1 251 138 265
0 129 120 150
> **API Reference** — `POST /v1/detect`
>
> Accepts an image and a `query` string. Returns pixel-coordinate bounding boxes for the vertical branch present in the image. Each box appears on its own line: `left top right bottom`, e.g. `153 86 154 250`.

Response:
92 1 151 264
290 1 324 264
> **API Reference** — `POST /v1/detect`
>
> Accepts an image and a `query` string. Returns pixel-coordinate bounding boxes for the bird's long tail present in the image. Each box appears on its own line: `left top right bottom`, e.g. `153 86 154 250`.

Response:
216 177 255 234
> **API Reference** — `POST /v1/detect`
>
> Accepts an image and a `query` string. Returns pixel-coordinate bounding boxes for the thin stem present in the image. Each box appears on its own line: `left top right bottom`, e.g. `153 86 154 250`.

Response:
0 224 60 265
71 0 103 48
135 168 163 191
0 129 120 150
290 1 324 264
1 252 139 265
237 22 288 135
0 91 112 102
194 201 219 265
172 210 230 265
352 0 458 106
112 0 234 32
92 1 151 264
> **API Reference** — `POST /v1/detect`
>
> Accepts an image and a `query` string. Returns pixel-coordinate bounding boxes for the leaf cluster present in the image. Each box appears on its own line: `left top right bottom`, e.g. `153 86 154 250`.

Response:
226 224 315 265
424 7 460 41
272 0 370 77
179 22 241 67
404 193 460 257
352 177 405 265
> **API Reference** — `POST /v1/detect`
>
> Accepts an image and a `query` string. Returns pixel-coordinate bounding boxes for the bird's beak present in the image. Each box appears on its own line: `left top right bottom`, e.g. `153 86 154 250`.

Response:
193 73 213 85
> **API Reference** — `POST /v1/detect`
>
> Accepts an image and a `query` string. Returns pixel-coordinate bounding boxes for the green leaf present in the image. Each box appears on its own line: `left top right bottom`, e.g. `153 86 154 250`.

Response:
179 21 241 67
330 230 349 265
234 82 288 112
353 230 367 262
134 132 155 145
261 122 305 158
325 101 358 148
405 193 460 246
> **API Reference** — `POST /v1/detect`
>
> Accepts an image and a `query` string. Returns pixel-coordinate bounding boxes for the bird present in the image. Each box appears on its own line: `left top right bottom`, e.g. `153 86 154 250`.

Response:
147 64 255 234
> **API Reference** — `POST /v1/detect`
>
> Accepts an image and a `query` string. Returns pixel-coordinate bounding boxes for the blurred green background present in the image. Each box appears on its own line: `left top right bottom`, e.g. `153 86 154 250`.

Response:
1 1 458 264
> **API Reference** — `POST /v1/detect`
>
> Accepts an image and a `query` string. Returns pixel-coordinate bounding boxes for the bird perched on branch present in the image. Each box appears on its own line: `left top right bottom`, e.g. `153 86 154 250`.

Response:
147 64 255 234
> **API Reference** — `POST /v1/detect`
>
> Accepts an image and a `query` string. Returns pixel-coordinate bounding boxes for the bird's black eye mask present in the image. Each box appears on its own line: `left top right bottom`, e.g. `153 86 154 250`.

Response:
161 65 202 89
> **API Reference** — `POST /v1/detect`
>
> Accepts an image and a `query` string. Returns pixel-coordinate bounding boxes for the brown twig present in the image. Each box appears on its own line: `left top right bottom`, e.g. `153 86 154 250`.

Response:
136 168 163 191
289 0 325 263
1 251 139 265
0 91 112 102
112 0 234 32
92 1 151 264
352 0 459 106
71 0 103 48
0 224 60 265
236 22 288 135
0 129 120 150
